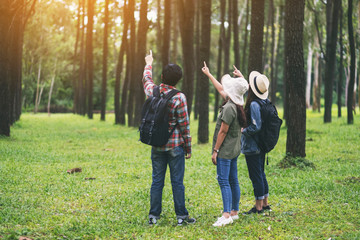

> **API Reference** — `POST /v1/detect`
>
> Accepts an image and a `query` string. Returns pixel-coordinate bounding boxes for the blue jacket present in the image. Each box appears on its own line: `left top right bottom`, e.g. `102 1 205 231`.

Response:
241 100 265 155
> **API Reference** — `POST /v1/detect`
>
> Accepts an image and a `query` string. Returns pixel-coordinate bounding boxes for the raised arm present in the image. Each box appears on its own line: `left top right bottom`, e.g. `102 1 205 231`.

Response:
201 62 228 100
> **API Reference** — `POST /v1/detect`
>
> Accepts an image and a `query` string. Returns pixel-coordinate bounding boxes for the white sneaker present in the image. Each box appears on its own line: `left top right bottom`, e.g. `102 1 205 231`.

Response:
212 216 233 227
231 214 239 220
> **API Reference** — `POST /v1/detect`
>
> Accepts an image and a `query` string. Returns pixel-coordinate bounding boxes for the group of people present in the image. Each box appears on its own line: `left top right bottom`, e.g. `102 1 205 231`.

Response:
142 50 271 227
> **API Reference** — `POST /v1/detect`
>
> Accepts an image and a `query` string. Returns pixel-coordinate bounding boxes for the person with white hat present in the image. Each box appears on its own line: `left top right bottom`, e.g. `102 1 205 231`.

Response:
202 62 249 227
241 71 272 215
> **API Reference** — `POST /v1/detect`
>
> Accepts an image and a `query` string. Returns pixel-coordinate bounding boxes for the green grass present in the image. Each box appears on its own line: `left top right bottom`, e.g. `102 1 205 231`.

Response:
0 109 359 239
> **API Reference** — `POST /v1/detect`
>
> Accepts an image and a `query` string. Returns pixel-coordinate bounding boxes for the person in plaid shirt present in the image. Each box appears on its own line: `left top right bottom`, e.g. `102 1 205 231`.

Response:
143 50 195 226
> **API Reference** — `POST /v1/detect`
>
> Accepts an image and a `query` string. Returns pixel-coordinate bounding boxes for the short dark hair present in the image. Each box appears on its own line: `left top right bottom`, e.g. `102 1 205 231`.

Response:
162 64 182 86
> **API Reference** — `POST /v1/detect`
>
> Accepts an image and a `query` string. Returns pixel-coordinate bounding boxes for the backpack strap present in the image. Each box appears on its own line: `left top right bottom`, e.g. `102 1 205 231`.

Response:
162 88 181 136
153 86 160 97
163 88 181 100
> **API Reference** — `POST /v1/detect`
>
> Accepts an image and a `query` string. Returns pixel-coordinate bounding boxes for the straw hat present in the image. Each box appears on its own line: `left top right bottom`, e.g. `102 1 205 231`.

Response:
221 74 249 105
249 71 269 100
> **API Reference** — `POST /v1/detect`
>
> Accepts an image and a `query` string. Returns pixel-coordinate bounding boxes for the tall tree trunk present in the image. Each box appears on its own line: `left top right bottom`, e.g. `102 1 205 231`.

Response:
170 3 178 63
248 0 264 73
9 8 23 124
262 1 271 72
223 0 232 74
194 0 201 120
241 0 250 76
358 1 360 112
270 0 277 103
0 4 11 136
162 0 171 67
347 0 355 124
313 35 321 112
78 0 86 115
232 0 240 68
156 0 162 68
86 0 95 119
178 0 195 115
306 43 313 109
47 60 57 116
34 58 42 114
285 0 306 157
134 0 148 126
214 0 226 122
126 0 136 126
115 0 128 125
198 0 211 143
73 0 81 114
324 0 341 123
338 2 343 117
101 0 109 121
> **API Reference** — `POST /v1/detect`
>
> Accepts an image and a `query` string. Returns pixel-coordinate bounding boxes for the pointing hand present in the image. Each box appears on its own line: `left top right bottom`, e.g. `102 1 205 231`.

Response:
145 50 153 65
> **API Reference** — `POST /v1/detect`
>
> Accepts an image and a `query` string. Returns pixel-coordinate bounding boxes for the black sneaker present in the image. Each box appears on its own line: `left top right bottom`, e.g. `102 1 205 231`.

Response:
148 217 157 226
263 205 272 211
243 206 264 215
177 216 196 226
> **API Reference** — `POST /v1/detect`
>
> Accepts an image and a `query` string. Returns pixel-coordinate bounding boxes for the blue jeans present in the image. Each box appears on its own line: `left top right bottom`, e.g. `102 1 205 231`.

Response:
149 146 189 219
245 151 269 200
217 157 241 213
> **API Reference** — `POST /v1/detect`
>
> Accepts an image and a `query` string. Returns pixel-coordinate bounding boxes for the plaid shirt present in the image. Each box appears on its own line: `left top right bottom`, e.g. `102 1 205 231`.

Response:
142 65 192 154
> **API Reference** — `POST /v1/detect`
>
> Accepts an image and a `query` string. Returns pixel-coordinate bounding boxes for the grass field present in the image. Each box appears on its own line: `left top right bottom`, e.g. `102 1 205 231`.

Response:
0 110 359 239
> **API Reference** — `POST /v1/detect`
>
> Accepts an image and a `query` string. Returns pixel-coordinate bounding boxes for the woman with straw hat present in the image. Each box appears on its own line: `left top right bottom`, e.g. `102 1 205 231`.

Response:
202 62 249 227
241 71 272 215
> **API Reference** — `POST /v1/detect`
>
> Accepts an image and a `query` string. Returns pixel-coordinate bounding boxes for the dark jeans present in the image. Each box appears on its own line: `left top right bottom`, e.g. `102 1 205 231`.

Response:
245 151 269 200
149 146 189 219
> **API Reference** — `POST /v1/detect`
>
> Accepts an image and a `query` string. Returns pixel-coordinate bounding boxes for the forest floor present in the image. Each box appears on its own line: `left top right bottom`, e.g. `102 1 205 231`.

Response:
0 109 359 239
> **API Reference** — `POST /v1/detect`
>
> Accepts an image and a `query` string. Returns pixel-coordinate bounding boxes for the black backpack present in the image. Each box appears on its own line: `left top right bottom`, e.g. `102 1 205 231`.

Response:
139 86 180 147
253 99 283 154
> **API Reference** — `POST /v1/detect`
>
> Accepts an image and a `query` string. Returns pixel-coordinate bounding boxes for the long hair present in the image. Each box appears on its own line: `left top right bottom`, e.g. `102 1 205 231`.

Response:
244 88 260 123
221 99 247 128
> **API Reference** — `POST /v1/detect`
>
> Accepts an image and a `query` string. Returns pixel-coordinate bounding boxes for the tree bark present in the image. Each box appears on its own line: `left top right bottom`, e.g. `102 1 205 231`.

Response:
262 1 272 72
170 3 178 63
126 0 136 126
223 0 232 75
162 0 171 67
194 0 201 120
313 35 321 112
347 0 355 124
73 0 81 114
78 0 86 115
306 43 313 109
232 0 240 68
134 0 148 126
115 0 128 125
284 0 306 157
34 58 42 114
47 60 57 116
241 0 250 76
0 4 11 136
214 0 226 122
324 0 341 123
270 0 277 104
86 0 95 119
338 2 343 117
178 0 195 115
198 0 211 144
248 0 264 73
101 0 109 121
